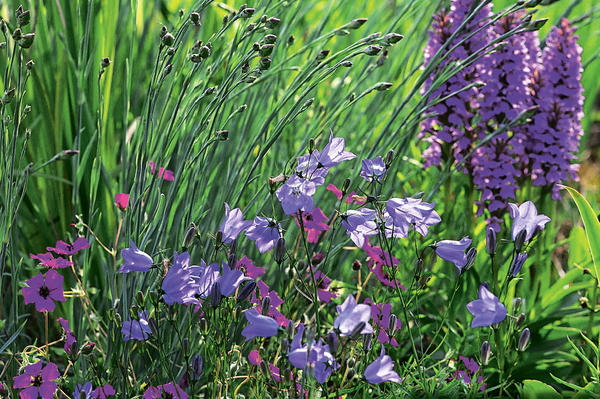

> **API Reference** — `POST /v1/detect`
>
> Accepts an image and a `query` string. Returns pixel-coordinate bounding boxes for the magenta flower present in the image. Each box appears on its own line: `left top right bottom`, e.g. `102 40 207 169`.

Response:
306 267 338 303
508 201 550 242
467 283 507 328
57 317 76 354
316 132 356 167
242 308 279 341
219 203 252 244
365 299 401 347
451 356 486 391
364 346 402 384
245 216 281 253
275 175 316 215
235 256 265 279
363 239 405 290
143 382 188 399
115 193 129 211
119 240 153 273
294 208 329 243
94 385 116 398
360 156 387 182
13 360 59 399
385 197 441 238
47 237 89 255
29 252 72 269
22 270 65 312
149 161 174 181
252 280 290 326
435 237 472 271
122 311 152 341
333 294 373 336
340 208 378 247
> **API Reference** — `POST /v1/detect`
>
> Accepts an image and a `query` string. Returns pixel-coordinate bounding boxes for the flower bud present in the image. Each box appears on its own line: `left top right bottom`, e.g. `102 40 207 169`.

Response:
2 88 16 104
335 29 350 36
340 60 353 67
12 28 22 41
199 318 208 333
216 129 229 140
580 296 589 309
136 290 145 305
510 252 528 277
162 33 175 46
347 18 367 29
518 328 530 351
101 57 111 69
182 338 189 354
166 47 175 56
384 149 394 168
516 312 526 327
362 333 372 351
183 224 197 248
342 178 351 194
352 260 362 270
237 280 256 303
261 296 271 315
286 321 295 339
388 314 398 336
159 26 167 38
210 283 222 307
486 227 497 255
327 331 339 354
148 317 158 336
514 229 527 252
266 17 280 29
264 34 277 44
199 45 211 58
163 63 173 76
17 10 30 27
275 237 286 264
480 341 491 366
383 32 403 44
259 44 274 57
349 321 366 339
364 45 382 56
374 82 392 91
19 33 35 48
240 7 255 18
190 12 201 25
80 342 96 355
315 49 330 61
190 53 202 63
259 57 272 70
191 355 203 378
287 35 295 45
464 247 477 271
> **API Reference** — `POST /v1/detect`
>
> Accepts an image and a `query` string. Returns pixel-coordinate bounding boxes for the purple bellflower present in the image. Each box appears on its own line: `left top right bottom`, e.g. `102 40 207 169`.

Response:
119 240 153 273
385 197 441 238
122 311 152 341
275 175 316 215
162 252 201 306
510 252 528 277
467 283 507 328
242 308 279 341
13 360 59 399
22 270 66 312
316 132 356 168
340 208 378 247
193 260 220 298
360 156 387 182
219 203 252 244
435 237 472 271
364 346 402 384
333 295 373 336
288 324 339 384
246 216 281 253
218 261 250 296
509 201 550 242
74 382 94 399
296 152 329 185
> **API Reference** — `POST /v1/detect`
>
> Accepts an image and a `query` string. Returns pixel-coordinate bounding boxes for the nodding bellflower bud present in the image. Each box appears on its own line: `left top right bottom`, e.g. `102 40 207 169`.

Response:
266 17 280 29
259 57 272 71
264 34 277 44
17 10 31 27
388 314 398 336
341 60 353 67
159 25 167 38
287 35 295 45
237 280 256 302
183 224 197 248
148 317 158 336
486 227 497 255
327 331 339 354
348 321 366 340
362 333 372 351
516 313 526 327
275 237 286 264
191 355 203 378
316 49 330 61
19 33 35 48
352 260 362 270
514 229 527 253
383 33 403 45
80 342 96 355
384 149 394 168
364 45 382 56
12 28 22 41
347 18 367 29
199 45 211 58
480 341 491 366
210 283 222 307
464 247 477 271
162 32 175 46
518 328 530 351
261 296 271 315
240 8 255 18
259 44 274 57
374 82 392 91
190 12 201 25
216 130 229 140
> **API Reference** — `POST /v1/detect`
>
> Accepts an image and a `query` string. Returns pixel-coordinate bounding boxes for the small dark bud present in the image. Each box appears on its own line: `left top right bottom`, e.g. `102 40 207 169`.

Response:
259 57 272 70
136 290 145 305
199 45 211 58
266 17 280 29
162 33 175 46
514 229 527 252
216 129 229 140
261 296 271 315
580 296 589 309
69 340 79 359
335 29 350 36
183 224 197 248
287 35 295 45
237 280 256 302
362 333 372 351
518 328 530 351
17 10 30 27
81 342 96 355
23 104 32 114
12 28 22 41
346 367 356 380
480 341 491 366
486 227 497 255
166 47 175 56
148 317 158 336
364 45 382 56
182 338 189 354
15 5 24 16
352 260 362 270
516 313 526 327
19 33 35 48
237 104 247 113
583 268 591 275
26 60 34 70
259 44 274 56
204 86 217 96
264 34 277 44
286 321 295 339
223 15 229 25
340 60 353 67
191 355 203 378
210 283 222 307
341 178 351 194
199 318 208 333
347 18 367 29
260 14 268 23
0 42 6 50
327 331 339 354
246 23 256 32
349 321 366 339
316 49 330 61
240 8 255 18
215 231 223 245
464 247 477 271
163 63 172 76
312 252 325 265
528 18 548 31
159 26 167 38
275 237 286 264
1 88 16 105
252 42 261 52
101 57 111 69
374 82 392 91
241 61 250 73
383 33 404 44
190 12 201 25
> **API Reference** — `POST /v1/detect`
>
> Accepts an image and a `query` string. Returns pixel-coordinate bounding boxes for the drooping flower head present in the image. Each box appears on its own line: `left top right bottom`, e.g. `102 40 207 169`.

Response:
245 216 281 253
162 252 200 306
360 156 387 182
275 175 316 215
119 240 154 273
122 311 152 341
217 261 250 297
466 283 507 328
219 203 252 244
13 360 59 399
364 346 402 384
340 208 378 247
22 270 66 312
435 237 472 271
333 294 373 336
241 308 279 341
57 317 77 354
508 201 550 243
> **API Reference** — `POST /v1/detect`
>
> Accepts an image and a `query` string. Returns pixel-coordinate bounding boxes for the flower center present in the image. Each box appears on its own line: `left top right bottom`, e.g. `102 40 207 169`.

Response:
38 285 50 299
31 374 43 387
162 393 174 399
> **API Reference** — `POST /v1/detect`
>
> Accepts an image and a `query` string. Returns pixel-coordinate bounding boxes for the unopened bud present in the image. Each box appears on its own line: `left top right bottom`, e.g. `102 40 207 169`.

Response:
347 18 367 29
259 57 272 70
341 60 353 67
210 283 222 307
287 35 295 45
166 47 175 56
240 7 255 18
514 229 527 252
216 129 229 140
486 227 497 255
480 341 491 365
384 149 394 168
191 355 203 378
335 29 350 36
199 45 211 58
388 314 398 336
199 318 208 333
182 338 189 354
159 26 167 38
316 49 330 61
518 328 530 351
264 34 277 44
12 28 22 41
261 296 271 315
190 12 201 25
580 296 589 309
259 44 274 57
286 321 295 339
275 237 286 263
327 331 339 354
363 333 372 351
237 280 256 302
352 260 361 270
148 317 158 336
162 33 175 46
383 32 404 44
81 342 96 355
163 63 172 76
266 17 280 29
374 82 392 91
528 18 548 31
364 45 382 56
19 33 35 48
183 224 197 248
17 10 30 27
516 313 526 327
101 57 111 68
464 247 477 271
136 290 145 305
1 88 16 105
342 178 351 194
349 321 366 339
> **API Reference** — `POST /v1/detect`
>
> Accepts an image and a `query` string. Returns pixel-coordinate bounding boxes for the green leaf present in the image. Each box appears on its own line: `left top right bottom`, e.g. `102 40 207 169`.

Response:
563 185 600 280
522 379 561 399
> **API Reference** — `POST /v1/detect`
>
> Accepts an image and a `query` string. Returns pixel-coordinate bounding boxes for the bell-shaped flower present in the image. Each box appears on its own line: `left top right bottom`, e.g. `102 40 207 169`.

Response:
435 237 472 271
333 295 373 336
364 346 402 384
466 283 507 328
219 203 252 244
509 201 550 242
119 240 153 273
241 308 279 341
245 216 281 253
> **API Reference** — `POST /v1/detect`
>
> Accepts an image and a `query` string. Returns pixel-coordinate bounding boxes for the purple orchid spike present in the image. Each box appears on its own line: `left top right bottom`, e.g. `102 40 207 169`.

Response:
364 346 402 384
219 203 252 244
333 295 373 336
241 308 279 341
13 360 60 399
435 237 472 271
360 156 387 182
275 175 316 215
467 283 507 328
119 240 154 273
508 201 550 243
245 216 281 253
122 311 152 341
